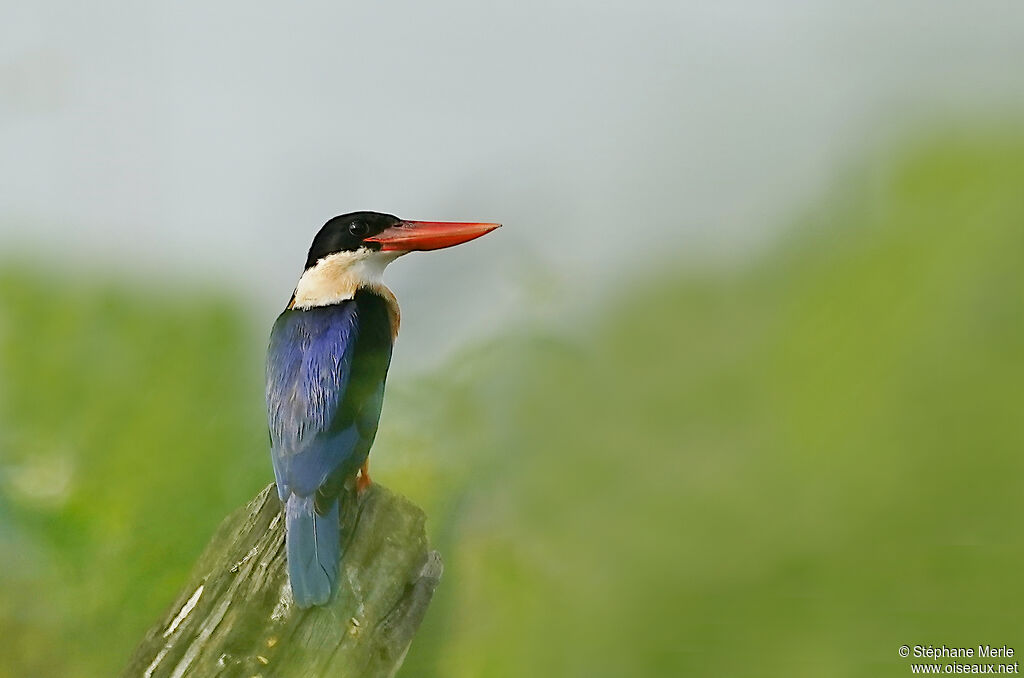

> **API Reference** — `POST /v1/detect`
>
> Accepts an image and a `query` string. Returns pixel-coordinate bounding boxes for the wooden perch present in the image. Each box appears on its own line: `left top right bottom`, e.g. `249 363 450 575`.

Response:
122 483 442 678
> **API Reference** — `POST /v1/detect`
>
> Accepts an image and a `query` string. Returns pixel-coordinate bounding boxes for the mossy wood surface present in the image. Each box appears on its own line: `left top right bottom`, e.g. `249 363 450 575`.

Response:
122 483 442 678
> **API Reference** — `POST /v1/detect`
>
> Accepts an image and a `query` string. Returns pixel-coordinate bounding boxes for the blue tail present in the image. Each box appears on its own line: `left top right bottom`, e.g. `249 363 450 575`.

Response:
285 494 340 608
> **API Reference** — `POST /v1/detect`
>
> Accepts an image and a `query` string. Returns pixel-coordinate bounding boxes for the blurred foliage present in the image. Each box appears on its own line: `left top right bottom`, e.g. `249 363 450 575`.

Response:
393 129 1024 678
0 275 268 677
1 129 1023 677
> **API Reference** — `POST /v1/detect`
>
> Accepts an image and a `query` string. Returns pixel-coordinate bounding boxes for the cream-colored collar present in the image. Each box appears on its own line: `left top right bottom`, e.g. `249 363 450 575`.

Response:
290 249 402 338
291 249 401 310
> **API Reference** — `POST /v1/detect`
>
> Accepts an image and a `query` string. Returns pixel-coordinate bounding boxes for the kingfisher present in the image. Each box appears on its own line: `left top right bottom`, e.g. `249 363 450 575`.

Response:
266 211 499 608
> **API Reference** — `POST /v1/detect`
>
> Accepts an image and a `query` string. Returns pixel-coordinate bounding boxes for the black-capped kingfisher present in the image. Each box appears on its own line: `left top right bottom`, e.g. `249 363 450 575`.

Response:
266 212 500 608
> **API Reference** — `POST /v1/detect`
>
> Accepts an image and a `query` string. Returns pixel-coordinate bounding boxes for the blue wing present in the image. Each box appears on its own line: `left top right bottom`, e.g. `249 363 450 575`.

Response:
266 292 394 502
266 303 362 499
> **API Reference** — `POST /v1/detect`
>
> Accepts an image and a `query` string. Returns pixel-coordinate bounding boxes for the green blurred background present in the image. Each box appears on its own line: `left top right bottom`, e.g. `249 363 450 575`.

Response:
3 3 1024 677
3 130 1023 677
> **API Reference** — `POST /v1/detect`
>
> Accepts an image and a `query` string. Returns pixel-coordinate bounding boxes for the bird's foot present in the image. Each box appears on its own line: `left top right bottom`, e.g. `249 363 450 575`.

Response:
356 461 372 494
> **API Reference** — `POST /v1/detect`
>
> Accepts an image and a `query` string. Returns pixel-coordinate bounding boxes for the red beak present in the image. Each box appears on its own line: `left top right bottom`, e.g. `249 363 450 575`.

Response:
365 220 501 252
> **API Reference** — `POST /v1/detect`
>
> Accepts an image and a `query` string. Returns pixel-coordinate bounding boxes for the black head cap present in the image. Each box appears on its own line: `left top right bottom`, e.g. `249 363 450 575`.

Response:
304 211 402 269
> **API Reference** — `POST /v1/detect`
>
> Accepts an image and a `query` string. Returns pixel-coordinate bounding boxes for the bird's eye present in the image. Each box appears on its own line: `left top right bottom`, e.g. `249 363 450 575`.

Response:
348 222 369 237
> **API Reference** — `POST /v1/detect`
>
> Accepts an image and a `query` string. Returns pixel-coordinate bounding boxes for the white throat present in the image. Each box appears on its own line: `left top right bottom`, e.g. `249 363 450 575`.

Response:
291 249 402 309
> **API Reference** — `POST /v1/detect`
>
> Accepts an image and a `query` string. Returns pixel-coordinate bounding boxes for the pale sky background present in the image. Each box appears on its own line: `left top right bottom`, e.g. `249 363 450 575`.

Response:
2 1 1022 372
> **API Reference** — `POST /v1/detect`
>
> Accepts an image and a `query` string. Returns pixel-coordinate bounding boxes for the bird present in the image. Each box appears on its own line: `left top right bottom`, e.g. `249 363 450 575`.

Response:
266 211 500 608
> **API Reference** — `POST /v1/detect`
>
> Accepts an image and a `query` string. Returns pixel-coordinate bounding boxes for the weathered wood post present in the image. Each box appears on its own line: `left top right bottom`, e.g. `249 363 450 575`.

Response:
122 483 442 678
